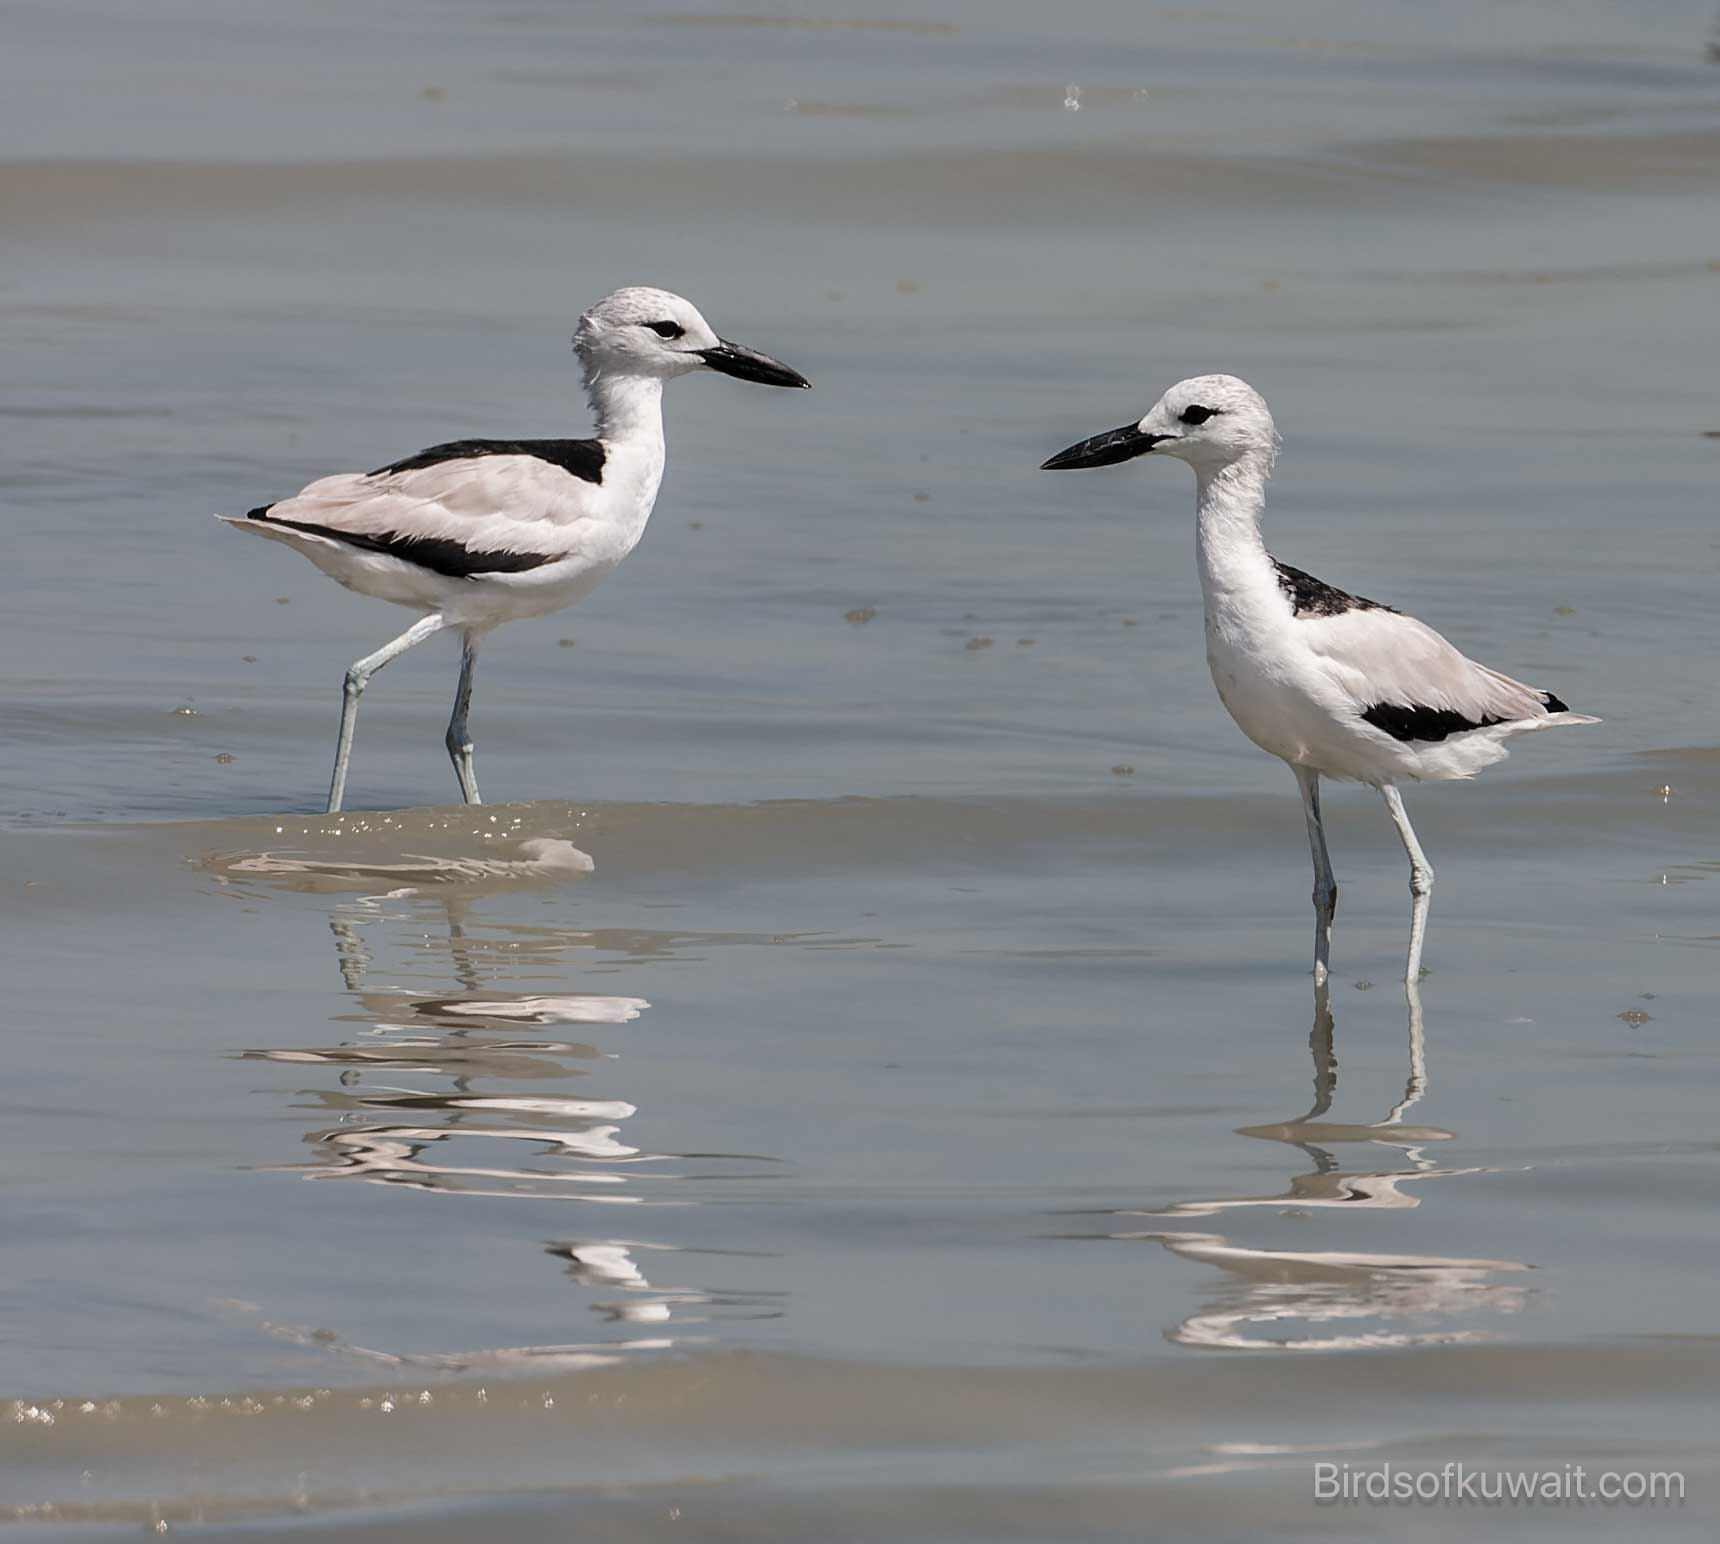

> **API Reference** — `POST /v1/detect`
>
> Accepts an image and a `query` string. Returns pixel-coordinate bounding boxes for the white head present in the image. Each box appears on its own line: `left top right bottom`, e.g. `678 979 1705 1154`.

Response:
574 286 810 389
1041 374 1276 475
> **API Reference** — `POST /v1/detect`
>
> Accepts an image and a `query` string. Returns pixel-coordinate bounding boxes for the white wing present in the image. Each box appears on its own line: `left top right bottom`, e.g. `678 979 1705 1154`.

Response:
1299 607 1559 729
259 454 601 568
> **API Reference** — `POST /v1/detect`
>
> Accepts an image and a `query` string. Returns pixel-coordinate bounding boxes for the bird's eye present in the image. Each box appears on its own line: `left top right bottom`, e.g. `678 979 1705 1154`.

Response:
1179 404 1218 426
645 320 685 340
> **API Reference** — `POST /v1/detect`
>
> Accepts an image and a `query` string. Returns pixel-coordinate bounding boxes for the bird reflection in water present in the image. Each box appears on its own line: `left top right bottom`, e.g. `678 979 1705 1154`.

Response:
549 1239 783 1327
206 822 786 1362
1118 980 1531 1351
246 895 668 1205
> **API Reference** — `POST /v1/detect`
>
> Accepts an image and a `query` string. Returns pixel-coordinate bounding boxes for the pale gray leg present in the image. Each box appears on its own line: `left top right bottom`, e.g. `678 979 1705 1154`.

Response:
327 613 445 814
328 916 372 994
1301 973 1336 1123
445 632 481 806
1294 765 1337 986
1380 784 1434 987
1376 977 1428 1129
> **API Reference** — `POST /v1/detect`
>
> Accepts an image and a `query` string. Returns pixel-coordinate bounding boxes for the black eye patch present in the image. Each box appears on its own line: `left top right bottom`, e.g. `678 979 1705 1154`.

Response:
1179 404 1219 426
645 320 685 340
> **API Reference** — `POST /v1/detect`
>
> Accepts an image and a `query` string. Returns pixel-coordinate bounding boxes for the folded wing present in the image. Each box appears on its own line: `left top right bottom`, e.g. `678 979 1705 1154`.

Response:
247 444 606 578
1300 607 1564 743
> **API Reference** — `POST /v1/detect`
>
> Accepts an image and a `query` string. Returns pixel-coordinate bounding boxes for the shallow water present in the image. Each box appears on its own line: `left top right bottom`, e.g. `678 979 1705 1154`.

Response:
4 0 1720 1538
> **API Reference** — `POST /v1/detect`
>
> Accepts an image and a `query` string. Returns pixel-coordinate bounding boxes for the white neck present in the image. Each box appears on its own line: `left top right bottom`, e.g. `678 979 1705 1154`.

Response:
581 365 668 543
585 367 665 446
1194 451 1275 604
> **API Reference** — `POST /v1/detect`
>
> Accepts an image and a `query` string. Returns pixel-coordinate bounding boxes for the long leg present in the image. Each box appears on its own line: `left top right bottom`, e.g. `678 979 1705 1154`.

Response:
1300 973 1336 1123
445 631 481 805
327 613 445 814
1375 977 1427 1129
1294 765 1337 986
1380 784 1434 987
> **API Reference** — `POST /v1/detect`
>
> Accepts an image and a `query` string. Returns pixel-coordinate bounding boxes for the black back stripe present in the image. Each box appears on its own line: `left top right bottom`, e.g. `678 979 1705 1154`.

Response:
369 438 606 484
247 510 557 578
1360 702 1506 743
1540 690 1571 714
1272 559 1396 619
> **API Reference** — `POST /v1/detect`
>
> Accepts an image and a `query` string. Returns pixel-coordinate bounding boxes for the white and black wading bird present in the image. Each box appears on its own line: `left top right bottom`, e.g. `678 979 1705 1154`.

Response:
220 287 809 812
1042 375 1596 985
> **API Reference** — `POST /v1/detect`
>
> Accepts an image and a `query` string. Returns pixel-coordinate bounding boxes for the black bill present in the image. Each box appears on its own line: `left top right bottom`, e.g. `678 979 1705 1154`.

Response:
1040 423 1166 471
699 340 811 389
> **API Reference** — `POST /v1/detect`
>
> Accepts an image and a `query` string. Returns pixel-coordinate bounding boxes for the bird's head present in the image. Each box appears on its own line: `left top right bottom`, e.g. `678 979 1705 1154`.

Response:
574 287 810 389
1041 374 1276 474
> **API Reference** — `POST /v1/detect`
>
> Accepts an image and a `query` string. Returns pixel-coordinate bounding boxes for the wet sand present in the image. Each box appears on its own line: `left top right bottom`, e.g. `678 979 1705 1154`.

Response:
5 0 1720 1537
10 119 1720 232
12 1344 1720 1534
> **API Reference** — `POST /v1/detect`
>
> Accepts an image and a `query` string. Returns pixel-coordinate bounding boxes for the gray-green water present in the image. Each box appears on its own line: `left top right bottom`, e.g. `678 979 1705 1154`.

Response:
4 1 1720 1537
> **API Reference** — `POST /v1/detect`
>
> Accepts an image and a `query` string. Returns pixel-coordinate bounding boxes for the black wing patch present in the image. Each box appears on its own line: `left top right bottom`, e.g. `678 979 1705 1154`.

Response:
245 509 557 578
1272 559 1396 619
1360 689 1574 743
369 438 606 484
1360 702 1507 743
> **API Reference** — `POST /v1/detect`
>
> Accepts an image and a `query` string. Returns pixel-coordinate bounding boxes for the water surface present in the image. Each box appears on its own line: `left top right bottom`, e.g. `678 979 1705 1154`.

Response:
4 1 1720 1537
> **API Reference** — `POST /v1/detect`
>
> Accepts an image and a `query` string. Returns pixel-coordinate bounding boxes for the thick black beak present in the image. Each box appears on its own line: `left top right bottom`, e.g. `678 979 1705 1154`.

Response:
698 339 811 389
1041 423 1166 471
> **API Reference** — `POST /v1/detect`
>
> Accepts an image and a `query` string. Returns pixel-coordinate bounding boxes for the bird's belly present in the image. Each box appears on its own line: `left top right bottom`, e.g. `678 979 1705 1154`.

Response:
290 535 620 630
449 555 621 625
1205 633 1330 768
300 542 448 610
1206 630 1418 783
